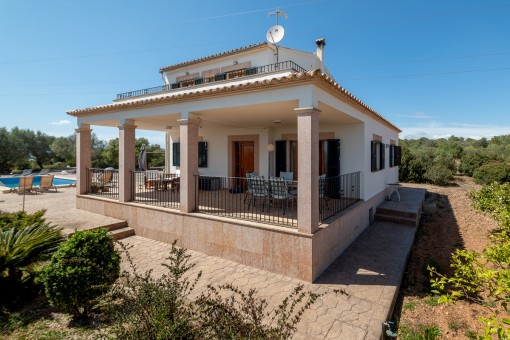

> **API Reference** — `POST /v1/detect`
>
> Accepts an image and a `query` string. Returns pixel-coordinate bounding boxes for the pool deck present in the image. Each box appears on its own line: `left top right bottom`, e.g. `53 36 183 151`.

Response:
0 178 426 339
0 174 76 193
0 174 124 235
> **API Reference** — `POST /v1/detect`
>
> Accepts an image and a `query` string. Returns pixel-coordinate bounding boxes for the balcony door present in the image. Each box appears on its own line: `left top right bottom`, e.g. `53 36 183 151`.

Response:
275 139 340 179
233 141 254 178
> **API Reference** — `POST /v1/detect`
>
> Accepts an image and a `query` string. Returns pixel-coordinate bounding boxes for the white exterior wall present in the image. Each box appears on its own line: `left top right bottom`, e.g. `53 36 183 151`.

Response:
363 119 399 199
168 127 270 178
313 90 399 200
163 49 273 85
163 45 323 86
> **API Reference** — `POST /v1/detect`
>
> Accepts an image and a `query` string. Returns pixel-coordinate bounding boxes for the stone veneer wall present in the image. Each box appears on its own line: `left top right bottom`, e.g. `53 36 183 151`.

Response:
311 188 390 281
77 196 313 281
76 187 389 282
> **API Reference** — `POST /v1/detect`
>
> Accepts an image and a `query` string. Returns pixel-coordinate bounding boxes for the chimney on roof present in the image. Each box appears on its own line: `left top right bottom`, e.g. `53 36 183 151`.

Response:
315 38 326 71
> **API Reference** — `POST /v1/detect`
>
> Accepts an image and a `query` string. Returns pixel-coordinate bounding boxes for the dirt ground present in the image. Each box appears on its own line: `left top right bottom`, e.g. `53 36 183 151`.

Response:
393 176 502 339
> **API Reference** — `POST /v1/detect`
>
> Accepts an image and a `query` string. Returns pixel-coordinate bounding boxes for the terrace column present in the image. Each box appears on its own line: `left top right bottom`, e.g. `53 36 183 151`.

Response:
118 121 137 202
164 126 173 173
295 107 321 234
75 124 92 195
179 117 199 213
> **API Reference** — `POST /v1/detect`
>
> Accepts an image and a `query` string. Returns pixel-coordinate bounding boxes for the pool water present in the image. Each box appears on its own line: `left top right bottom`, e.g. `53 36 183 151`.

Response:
0 176 76 189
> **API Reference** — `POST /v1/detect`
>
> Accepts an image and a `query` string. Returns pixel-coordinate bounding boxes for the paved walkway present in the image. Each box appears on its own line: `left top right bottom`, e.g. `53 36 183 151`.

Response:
1 178 423 339
121 218 417 339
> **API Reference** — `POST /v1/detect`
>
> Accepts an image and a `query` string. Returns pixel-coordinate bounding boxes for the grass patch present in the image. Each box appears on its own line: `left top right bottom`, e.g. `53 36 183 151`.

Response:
399 323 442 340
465 329 477 339
448 319 467 332
423 295 440 307
403 301 417 311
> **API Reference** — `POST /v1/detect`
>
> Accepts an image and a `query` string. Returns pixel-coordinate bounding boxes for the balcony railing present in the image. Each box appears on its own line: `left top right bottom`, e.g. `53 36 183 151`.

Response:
195 175 298 228
86 168 119 199
131 171 180 210
319 172 361 223
83 169 360 227
116 60 307 100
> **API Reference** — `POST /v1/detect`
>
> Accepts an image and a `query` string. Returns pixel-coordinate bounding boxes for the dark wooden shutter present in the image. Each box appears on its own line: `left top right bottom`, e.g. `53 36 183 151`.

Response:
275 140 287 177
172 142 180 167
389 145 394 167
198 141 207 168
380 143 386 170
371 141 377 172
395 145 402 166
324 139 340 177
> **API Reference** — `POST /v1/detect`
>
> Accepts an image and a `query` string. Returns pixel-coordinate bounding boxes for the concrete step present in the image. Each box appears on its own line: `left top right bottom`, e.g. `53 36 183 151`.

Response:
376 207 418 219
374 213 417 227
63 220 134 240
106 220 129 231
110 226 136 240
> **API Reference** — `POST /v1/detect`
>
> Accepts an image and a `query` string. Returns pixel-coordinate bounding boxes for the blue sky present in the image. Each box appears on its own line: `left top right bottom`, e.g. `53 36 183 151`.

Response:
1 0 509 145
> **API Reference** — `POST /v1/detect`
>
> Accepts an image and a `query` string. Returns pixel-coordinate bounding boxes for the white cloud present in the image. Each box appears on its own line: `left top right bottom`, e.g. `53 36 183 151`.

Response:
51 119 71 126
400 122 510 140
394 113 434 119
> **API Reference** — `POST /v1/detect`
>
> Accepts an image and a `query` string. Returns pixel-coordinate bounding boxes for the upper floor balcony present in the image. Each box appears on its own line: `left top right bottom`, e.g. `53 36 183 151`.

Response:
116 60 307 100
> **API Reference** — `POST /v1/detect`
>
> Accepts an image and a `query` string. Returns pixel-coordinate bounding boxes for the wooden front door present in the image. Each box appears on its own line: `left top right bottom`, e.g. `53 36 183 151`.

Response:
234 141 254 178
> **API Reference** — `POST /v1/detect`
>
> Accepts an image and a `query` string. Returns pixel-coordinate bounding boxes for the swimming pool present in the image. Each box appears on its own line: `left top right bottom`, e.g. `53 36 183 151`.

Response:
0 176 76 189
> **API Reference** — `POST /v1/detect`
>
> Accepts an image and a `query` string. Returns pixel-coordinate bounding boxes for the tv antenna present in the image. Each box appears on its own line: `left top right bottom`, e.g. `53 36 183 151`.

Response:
266 9 287 65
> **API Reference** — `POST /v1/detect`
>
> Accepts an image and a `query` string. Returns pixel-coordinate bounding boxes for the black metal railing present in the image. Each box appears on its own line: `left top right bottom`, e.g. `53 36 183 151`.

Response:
131 171 180 209
116 60 307 99
319 171 361 223
195 175 298 228
86 168 119 199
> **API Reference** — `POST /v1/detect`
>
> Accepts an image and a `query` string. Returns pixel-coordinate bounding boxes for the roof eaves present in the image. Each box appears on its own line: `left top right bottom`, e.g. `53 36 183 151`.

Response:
67 70 401 132
159 42 269 73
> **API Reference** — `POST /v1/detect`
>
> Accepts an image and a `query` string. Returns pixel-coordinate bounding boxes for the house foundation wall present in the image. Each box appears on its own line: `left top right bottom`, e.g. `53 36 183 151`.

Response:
77 196 313 281
311 187 389 281
77 186 389 282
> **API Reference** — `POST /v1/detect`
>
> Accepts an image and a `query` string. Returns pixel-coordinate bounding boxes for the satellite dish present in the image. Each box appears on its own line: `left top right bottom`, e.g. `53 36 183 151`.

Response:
266 25 285 44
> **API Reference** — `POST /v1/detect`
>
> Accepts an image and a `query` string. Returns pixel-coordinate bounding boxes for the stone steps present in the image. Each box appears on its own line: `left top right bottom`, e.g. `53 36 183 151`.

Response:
64 220 135 240
375 194 423 227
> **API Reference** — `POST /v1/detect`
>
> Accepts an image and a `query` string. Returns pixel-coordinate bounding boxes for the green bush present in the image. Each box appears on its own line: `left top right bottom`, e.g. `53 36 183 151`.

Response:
0 210 46 232
399 147 427 183
0 210 62 301
429 183 510 339
424 160 455 186
105 241 338 339
43 228 120 316
105 241 199 339
459 152 491 177
473 162 510 185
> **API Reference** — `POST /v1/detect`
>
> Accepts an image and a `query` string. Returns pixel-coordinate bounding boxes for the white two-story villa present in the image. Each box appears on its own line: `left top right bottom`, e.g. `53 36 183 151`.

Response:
68 38 401 282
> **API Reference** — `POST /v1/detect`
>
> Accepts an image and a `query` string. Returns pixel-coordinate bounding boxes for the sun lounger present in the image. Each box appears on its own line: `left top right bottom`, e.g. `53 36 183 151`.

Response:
36 169 50 176
17 176 34 194
17 169 33 176
35 175 57 193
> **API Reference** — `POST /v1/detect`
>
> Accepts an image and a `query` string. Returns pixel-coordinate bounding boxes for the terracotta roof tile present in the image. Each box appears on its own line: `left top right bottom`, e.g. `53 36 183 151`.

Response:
67 70 400 132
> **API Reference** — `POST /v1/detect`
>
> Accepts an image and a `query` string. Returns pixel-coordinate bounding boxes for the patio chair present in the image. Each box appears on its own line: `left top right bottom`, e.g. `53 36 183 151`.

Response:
269 177 296 215
94 171 113 192
243 172 257 203
248 175 269 210
144 170 162 190
17 176 34 195
279 171 294 181
319 174 330 211
35 175 57 193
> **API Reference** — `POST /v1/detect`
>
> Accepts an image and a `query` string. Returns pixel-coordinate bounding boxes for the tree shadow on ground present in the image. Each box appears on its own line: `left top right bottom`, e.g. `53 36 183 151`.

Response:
391 190 463 324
